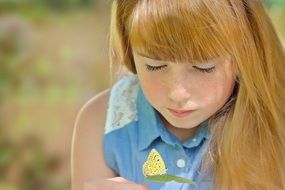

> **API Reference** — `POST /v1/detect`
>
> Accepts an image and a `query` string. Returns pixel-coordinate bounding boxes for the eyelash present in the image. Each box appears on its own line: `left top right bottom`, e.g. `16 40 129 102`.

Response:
146 65 167 71
146 65 216 73
193 66 216 73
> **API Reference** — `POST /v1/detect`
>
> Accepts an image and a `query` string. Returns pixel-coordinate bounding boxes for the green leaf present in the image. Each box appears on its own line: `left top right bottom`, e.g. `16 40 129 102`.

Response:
146 174 197 187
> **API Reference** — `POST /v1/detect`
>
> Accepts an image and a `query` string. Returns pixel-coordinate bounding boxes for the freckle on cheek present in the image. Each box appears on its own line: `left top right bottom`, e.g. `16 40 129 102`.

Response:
143 83 164 101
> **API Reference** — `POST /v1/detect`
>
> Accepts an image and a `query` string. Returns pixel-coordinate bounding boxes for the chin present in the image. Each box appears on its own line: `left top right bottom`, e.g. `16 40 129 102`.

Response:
167 119 200 129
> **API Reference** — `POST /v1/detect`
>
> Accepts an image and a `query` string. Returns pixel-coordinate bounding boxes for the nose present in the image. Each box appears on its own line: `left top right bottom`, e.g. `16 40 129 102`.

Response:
168 81 191 105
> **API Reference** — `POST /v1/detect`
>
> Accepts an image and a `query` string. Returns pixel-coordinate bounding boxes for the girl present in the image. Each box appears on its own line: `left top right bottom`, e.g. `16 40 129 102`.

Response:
71 0 285 189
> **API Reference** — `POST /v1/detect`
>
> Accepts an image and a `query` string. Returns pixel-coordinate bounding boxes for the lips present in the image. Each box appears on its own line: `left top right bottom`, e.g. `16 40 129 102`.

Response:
167 108 196 118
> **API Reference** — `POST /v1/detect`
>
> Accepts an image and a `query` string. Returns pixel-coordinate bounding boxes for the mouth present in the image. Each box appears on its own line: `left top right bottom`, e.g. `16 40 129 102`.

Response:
167 108 196 118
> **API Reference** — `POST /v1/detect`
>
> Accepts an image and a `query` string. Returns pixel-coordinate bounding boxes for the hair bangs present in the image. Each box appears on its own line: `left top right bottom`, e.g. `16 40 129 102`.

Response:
127 0 232 64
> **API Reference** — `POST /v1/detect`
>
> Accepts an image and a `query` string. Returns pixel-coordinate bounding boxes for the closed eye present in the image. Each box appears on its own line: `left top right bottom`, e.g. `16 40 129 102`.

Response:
145 63 215 73
146 64 167 71
193 65 216 73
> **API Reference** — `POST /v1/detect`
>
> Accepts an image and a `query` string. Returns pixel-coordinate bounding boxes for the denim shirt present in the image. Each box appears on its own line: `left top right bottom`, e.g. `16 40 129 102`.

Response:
104 75 213 190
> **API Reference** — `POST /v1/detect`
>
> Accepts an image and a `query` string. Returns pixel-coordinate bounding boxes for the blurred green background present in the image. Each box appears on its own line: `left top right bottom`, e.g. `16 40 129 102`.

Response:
0 0 284 190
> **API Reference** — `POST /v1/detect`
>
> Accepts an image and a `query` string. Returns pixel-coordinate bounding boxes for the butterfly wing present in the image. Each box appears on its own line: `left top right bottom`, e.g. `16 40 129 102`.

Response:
142 160 153 176
142 149 167 176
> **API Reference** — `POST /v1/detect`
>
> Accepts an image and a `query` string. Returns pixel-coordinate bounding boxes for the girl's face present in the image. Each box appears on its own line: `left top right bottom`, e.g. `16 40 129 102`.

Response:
133 51 236 138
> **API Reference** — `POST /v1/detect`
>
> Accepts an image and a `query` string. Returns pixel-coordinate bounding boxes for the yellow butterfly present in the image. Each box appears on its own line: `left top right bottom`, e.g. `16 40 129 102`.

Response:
142 149 168 177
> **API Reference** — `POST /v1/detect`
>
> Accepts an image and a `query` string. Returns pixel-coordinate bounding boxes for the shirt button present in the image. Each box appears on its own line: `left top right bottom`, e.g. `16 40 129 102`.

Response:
176 159 186 168
192 138 197 142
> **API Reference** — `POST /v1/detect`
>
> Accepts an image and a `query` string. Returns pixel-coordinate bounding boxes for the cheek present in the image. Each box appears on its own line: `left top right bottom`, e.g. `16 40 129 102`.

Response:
199 72 235 108
200 82 229 102
139 75 167 104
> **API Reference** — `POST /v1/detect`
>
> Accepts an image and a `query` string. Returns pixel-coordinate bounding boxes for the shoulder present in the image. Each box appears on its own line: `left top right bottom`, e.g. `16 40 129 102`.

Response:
74 75 140 139
73 88 110 142
71 75 141 188
71 89 116 189
75 75 140 132
72 88 111 155
76 89 110 129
